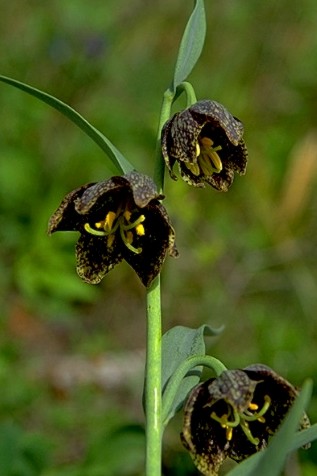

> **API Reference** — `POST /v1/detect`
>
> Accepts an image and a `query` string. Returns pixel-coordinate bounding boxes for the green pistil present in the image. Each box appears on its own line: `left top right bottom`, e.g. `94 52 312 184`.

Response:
210 396 271 446
84 210 145 254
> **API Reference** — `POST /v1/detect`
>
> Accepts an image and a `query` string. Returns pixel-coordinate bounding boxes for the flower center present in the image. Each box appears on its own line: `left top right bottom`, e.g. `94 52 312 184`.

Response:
210 395 271 445
185 137 223 177
84 208 145 254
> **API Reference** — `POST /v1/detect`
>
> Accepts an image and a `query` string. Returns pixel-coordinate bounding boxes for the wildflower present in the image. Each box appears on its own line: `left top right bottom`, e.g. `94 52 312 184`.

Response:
48 171 178 287
161 100 248 191
181 364 310 475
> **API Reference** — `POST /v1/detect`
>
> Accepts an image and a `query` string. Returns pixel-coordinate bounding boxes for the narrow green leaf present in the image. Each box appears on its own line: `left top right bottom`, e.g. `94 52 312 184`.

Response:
0 75 134 175
173 0 206 91
290 423 317 450
161 324 222 422
227 380 314 476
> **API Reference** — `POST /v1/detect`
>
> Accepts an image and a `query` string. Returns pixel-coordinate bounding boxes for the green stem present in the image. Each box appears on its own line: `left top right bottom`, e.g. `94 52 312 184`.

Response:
145 87 175 475
162 355 227 427
145 276 162 476
153 88 175 193
176 81 197 107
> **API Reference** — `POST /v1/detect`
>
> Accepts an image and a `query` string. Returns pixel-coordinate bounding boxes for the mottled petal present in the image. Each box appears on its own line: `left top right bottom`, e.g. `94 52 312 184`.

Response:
190 100 244 146
75 176 128 215
181 380 228 476
76 234 123 284
48 183 95 233
162 105 204 168
161 118 178 180
243 364 311 437
123 202 178 287
126 170 164 208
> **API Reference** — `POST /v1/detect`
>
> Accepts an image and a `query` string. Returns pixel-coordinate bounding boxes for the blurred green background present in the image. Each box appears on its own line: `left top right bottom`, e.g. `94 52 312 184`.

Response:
1 0 317 474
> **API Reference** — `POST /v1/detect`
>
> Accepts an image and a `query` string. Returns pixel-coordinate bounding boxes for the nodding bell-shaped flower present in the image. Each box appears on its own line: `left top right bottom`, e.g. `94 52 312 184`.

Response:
48 171 178 287
181 364 310 476
161 100 248 191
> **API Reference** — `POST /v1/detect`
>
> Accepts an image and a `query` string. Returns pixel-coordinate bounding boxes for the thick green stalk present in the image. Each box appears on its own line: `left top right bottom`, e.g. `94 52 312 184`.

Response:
145 88 174 475
145 276 162 475
153 88 174 192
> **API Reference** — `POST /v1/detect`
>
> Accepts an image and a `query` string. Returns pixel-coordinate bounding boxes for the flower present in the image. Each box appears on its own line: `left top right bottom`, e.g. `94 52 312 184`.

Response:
48 171 178 287
181 364 310 476
161 100 248 191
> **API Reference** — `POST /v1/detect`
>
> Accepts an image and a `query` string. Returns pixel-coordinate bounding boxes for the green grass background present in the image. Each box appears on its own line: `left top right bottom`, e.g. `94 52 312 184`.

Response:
0 0 317 474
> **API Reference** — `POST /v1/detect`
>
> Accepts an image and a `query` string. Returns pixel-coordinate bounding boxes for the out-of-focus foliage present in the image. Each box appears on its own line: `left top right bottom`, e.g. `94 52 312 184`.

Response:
1 0 317 473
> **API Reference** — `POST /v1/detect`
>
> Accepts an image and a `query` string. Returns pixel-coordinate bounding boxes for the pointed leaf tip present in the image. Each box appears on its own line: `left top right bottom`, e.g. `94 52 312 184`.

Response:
173 0 206 91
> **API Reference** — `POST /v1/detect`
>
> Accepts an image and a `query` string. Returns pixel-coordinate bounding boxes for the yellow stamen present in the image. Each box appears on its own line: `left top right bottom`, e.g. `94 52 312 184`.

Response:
210 395 271 445
198 154 216 176
105 211 117 230
226 427 233 441
107 234 115 248
210 150 223 173
200 137 214 148
123 210 132 221
126 230 134 244
197 136 223 174
196 142 201 157
84 207 146 255
135 223 145 236
185 161 200 176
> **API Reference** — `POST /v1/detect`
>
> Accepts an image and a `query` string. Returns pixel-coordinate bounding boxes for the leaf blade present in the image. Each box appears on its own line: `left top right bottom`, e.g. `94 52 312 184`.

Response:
0 75 134 174
173 0 206 91
161 324 222 422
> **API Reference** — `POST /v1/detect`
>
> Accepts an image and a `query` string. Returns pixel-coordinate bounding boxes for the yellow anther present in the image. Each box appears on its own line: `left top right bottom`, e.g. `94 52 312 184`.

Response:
257 416 266 424
105 211 117 230
123 210 132 221
198 155 216 176
200 136 214 148
126 230 134 244
135 223 145 236
107 234 115 248
248 402 259 411
185 161 200 176
226 427 233 441
196 142 201 157
210 150 223 173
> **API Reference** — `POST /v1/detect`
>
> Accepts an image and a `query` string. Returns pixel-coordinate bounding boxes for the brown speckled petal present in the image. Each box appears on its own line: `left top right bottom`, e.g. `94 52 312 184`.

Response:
161 99 248 191
190 100 244 145
75 176 128 215
181 380 227 476
48 183 95 233
126 171 164 207
123 202 178 287
76 234 123 284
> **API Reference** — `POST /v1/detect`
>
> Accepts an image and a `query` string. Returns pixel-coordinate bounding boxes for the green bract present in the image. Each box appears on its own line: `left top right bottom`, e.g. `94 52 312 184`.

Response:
48 171 178 287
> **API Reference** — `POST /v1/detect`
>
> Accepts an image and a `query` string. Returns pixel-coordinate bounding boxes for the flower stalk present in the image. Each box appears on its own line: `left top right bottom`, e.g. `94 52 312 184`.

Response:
145 276 162 475
145 87 175 475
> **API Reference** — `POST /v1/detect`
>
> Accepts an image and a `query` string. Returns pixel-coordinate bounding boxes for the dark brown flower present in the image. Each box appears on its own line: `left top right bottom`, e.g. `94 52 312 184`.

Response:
161 100 248 191
181 364 310 475
48 171 178 287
